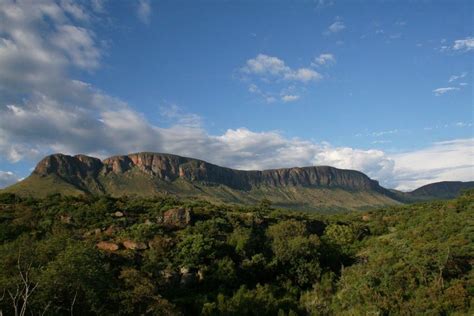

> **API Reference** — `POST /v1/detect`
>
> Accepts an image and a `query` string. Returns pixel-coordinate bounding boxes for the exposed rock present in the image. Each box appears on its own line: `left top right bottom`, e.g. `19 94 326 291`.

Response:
362 214 370 221
32 153 104 194
12 152 406 211
161 208 192 228
96 241 119 251
122 240 147 250
31 152 389 192
113 211 124 217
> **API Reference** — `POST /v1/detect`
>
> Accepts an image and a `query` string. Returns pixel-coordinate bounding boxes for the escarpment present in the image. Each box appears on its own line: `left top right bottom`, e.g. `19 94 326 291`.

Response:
33 152 385 192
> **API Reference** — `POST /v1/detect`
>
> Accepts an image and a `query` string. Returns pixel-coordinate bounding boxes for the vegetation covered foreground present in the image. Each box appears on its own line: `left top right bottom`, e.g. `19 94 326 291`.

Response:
0 190 472 315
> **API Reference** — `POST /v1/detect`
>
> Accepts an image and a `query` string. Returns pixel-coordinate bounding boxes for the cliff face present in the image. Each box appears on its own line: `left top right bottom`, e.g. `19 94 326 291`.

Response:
33 152 386 193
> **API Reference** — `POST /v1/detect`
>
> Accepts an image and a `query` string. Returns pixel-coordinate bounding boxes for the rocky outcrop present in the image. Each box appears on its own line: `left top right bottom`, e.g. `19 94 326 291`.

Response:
33 154 104 194
122 240 147 250
34 153 103 178
30 152 389 193
96 241 119 251
159 208 193 229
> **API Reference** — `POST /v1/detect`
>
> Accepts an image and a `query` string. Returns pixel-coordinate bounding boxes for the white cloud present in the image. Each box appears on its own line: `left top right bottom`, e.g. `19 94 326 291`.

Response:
51 25 101 69
392 139 474 191
159 104 203 127
242 54 321 83
432 87 460 96
60 0 90 21
281 95 300 102
448 72 467 82
284 68 322 82
0 171 19 188
242 54 290 77
327 20 345 33
241 54 322 103
312 53 336 66
452 37 474 52
137 0 152 24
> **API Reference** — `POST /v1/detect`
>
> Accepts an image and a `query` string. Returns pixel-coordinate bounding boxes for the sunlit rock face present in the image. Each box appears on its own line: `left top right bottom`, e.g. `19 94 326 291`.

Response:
33 152 385 192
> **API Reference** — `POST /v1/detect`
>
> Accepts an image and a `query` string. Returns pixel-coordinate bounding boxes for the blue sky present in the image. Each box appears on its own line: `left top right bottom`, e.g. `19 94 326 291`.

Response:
0 0 473 190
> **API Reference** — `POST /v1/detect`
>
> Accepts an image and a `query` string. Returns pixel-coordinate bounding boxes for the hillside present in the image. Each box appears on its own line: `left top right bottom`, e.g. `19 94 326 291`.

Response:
408 181 474 200
3 152 400 212
0 190 472 315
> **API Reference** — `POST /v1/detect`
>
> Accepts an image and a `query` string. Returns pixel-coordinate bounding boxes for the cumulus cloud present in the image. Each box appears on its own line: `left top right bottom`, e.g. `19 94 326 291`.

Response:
0 171 20 188
325 18 345 35
452 37 474 52
328 21 345 33
281 95 300 103
240 54 322 103
312 53 336 66
432 87 460 96
441 37 474 53
137 0 152 24
242 54 321 83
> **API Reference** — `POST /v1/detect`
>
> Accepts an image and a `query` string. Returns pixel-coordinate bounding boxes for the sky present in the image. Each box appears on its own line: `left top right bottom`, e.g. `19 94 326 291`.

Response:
0 0 473 191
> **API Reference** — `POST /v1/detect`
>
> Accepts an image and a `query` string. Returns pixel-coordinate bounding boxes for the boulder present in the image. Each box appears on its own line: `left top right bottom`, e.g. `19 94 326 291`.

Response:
113 211 124 217
122 240 147 250
96 241 119 251
160 208 192 228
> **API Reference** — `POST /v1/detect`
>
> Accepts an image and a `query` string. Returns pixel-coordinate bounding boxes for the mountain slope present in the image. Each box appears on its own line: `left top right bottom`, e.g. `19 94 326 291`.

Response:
3 152 400 212
405 181 474 201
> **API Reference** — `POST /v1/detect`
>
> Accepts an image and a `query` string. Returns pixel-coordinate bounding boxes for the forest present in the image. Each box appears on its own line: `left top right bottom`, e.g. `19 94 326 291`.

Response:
0 190 472 315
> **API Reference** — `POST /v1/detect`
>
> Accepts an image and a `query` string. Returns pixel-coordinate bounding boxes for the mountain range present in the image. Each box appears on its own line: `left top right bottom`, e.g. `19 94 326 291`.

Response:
3 152 473 212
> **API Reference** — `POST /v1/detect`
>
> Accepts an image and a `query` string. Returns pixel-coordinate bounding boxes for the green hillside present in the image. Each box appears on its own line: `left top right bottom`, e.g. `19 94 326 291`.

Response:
0 190 472 315
2 153 403 212
3 172 399 213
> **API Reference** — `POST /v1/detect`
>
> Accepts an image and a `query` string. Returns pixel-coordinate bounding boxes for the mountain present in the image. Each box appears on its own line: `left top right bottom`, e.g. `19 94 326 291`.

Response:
4 152 471 211
3 152 400 212
403 181 474 201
